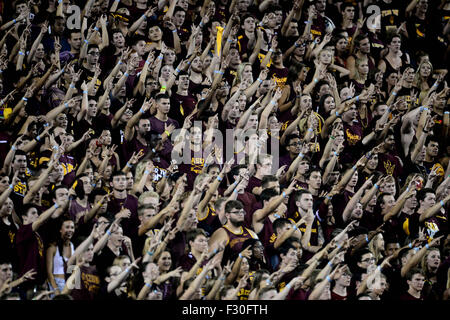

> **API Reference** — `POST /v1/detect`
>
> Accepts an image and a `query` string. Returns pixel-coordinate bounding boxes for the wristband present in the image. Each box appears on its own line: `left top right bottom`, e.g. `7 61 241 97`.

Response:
11 145 17 151
22 97 28 101
335 111 340 117
233 189 239 194
147 251 153 256
19 51 25 56
282 191 287 198
217 176 223 182
304 21 312 24
91 183 96 188
214 70 224 75
269 49 274 53
124 72 129 77
125 268 130 273
285 283 291 290
308 128 314 132
365 235 369 243
333 151 338 157
54 203 60 209
164 130 171 136
8 184 13 190
326 275 332 282
445 111 449 115
257 78 263 84
274 214 281 219
144 170 150 175
377 266 382 272
314 78 318 83
327 261 333 268
186 61 191 65
425 244 430 249
139 107 145 114
374 183 379 189
337 244 342 250
69 84 75 89
433 83 438 87
326 195 332 200
83 90 88 94
239 253 243 259
205 275 210 280
213 248 218 255
298 152 304 158
94 27 99 31
292 225 298 230
126 163 133 168
64 102 69 108
158 55 163 60
84 40 89 44
175 68 181 73
13 19 17 24
219 276 225 281
294 42 299 47
233 181 238 186
352 165 357 171
106 230 112 236
271 100 277 105
172 29 177 33
440 200 445 207
52 145 59 150
145 283 152 288
35 135 41 141
118 61 123 65
199 21 204 27
115 0 120 2
356 95 359 102
266 279 272 286
142 15 147 20
413 247 420 253
408 243 413 248
392 91 397 96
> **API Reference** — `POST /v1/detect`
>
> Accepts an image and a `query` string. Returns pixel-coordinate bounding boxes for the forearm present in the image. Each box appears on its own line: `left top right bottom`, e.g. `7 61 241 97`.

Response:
32 204 58 231
0 185 13 207
68 234 94 265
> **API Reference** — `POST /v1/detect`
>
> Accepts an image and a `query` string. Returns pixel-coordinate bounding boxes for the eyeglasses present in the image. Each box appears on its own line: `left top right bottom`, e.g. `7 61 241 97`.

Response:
361 258 376 263
88 51 100 56
289 141 302 146
229 210 245 215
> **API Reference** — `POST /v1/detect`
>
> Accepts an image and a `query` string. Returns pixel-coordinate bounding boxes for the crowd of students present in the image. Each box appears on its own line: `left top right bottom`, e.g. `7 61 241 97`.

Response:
0 0 449 301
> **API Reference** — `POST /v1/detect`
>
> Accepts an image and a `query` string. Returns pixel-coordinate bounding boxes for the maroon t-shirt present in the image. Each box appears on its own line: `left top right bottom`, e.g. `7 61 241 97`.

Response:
71 265 100 300
245 176 262 195
286 287 310 300
399 292 424 300
177 252 208 272
106 194 139 239
331 290 348 300
16 224 46 286
238 192 258 229
169 93 197 125
341 121 364 164
122 136 150 164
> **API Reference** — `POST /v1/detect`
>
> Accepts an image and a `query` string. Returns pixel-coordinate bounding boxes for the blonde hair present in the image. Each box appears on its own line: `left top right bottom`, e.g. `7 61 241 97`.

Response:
138 190 159 207
368 233 384 264
420 247 440 278
232 62 252 87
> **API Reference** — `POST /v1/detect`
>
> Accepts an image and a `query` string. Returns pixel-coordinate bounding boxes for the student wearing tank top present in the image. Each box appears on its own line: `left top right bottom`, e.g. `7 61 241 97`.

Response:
46 218 75 295
208 200 258 264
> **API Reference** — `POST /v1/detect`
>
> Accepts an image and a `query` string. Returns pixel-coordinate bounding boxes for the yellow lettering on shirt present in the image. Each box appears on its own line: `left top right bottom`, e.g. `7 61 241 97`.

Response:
383 160 395 176
345 129 361 146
